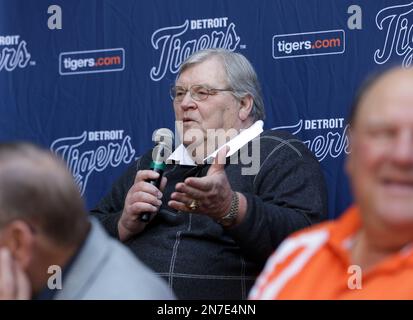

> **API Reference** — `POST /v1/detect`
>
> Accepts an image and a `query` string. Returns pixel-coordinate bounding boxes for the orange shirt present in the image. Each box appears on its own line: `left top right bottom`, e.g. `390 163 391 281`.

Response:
249 206 413 300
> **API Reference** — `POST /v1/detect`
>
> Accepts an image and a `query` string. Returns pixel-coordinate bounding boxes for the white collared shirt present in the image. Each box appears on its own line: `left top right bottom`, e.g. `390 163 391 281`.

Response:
167 120 264 166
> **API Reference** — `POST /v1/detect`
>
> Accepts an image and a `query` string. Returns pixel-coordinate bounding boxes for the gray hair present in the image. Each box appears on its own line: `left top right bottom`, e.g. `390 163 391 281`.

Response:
348 65 403 126
177 48 265 121
0 143 89 247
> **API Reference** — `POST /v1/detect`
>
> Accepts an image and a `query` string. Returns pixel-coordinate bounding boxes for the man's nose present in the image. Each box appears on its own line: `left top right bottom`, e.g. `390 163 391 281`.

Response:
391 130 413 167
179 91 197 110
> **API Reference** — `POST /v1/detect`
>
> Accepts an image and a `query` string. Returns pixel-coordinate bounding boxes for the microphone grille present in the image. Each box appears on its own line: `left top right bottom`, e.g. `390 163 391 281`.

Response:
154 128 174 141
152 128 173 153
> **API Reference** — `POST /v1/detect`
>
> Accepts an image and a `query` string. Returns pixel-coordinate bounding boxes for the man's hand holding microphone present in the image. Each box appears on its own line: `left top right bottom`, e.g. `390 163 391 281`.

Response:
118 128 172 242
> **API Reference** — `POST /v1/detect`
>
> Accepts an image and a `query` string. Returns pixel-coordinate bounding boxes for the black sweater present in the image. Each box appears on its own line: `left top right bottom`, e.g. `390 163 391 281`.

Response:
91 129 328 299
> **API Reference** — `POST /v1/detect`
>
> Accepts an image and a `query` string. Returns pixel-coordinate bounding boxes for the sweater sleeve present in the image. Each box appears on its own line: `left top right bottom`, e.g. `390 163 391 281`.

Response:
226 136 328 264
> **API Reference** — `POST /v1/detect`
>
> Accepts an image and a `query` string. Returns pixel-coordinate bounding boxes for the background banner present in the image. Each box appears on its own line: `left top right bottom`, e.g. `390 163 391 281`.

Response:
0 0 410 218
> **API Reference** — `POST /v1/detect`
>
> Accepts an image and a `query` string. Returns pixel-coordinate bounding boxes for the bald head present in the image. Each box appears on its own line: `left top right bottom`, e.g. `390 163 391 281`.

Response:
349 67 413 128
346 67 413 236
0 143 88 247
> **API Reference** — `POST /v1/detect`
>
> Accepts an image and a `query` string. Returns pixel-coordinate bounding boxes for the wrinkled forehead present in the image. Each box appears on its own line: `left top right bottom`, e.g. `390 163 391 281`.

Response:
354 69 413 127
176 57 227 86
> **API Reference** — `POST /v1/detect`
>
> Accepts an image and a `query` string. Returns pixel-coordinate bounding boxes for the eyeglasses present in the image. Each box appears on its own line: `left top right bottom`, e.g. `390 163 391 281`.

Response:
170 85 233 102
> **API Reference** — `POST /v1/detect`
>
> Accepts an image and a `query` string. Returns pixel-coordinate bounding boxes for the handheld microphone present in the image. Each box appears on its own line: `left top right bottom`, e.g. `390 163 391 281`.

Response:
139 128 173 222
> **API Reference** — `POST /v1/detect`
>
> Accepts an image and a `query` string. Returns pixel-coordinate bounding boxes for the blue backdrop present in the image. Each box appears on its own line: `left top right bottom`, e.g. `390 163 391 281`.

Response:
0 0 411 218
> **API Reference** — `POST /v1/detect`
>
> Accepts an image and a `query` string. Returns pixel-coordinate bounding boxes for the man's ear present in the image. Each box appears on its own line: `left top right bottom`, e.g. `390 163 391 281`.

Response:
2 220 35 270
238 94 254 121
